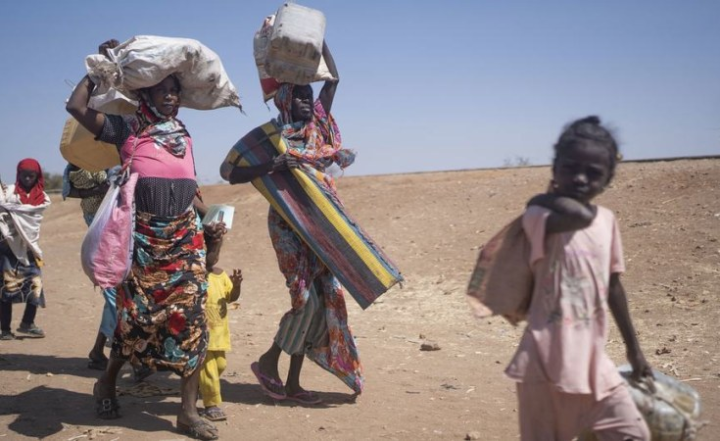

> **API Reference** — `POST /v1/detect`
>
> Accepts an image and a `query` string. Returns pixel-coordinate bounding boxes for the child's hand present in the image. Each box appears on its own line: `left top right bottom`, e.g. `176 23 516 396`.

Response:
229 269 243 302
98 39 119 58
205 221 227 242
628 349 654 383
230 269 243 286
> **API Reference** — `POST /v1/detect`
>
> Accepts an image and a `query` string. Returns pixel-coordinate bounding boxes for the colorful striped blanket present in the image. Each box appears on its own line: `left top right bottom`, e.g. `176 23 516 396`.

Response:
225 122 403 309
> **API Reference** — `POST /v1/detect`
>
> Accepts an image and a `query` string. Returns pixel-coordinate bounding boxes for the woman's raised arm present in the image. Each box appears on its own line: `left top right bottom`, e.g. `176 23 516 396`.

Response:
318 41 339 115
66 75 105 136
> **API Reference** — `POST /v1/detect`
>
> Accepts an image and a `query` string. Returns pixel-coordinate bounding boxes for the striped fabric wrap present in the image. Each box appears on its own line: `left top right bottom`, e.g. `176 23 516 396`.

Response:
226 122 403 309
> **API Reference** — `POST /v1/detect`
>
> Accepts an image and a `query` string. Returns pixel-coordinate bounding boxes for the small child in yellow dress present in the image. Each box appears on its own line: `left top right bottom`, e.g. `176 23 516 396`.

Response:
200 224 242 421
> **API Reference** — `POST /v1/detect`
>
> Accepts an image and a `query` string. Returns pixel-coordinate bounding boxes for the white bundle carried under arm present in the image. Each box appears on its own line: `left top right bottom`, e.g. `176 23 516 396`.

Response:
0 185 50 265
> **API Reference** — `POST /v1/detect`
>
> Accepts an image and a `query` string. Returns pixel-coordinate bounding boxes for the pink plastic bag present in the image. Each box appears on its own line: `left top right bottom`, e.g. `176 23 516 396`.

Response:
81 171 138 289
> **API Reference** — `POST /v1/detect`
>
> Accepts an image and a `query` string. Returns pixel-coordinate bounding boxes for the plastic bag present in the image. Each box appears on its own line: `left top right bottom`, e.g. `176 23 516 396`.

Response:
466 217 533 325
202 204 235 230
81 169 138 289
85 35 241 111
579 365 704 441
621 365 703 441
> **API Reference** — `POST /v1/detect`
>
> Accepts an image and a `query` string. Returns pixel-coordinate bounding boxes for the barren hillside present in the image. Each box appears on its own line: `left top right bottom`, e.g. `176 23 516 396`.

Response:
0 159 718 440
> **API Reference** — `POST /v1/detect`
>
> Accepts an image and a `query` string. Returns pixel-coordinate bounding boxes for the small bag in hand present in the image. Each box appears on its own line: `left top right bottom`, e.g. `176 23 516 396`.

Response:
81 168 138 289
466 217 533 325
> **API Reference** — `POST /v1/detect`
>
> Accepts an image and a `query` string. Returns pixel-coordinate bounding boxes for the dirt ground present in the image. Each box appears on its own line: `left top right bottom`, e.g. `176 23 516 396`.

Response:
0 158 718 440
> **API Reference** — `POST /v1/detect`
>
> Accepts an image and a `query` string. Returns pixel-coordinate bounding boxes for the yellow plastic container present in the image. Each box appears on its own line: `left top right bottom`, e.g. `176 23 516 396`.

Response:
59 118 121 172
59 89 136 172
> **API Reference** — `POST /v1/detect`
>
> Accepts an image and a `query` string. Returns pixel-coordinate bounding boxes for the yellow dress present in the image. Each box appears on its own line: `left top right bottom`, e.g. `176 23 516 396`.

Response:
205 271 233 351
200 270 234 407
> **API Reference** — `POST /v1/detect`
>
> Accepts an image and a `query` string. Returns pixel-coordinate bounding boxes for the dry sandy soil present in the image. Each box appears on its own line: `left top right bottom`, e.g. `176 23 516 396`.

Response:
0 158 718 440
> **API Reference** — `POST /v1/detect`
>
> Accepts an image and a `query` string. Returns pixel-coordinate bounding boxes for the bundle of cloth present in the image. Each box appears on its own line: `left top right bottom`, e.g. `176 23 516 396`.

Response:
0 159 50 268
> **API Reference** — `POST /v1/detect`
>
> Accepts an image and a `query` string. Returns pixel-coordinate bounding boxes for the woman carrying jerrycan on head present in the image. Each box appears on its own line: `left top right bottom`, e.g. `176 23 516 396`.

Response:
222 2 402 404
67 38 231 440
222 40 364 404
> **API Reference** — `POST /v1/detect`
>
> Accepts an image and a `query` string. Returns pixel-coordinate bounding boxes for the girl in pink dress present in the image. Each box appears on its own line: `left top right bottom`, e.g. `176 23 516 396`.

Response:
507 116 652 441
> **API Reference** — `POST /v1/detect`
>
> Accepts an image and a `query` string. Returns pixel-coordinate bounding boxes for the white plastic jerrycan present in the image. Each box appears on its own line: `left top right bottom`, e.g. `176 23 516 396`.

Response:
265 2 326 85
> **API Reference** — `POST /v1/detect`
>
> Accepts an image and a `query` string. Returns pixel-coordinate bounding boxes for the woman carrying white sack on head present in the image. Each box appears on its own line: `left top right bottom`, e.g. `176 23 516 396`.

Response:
67 36 240 441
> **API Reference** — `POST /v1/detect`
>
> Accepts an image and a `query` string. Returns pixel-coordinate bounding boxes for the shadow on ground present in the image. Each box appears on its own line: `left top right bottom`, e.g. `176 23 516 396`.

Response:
0 354 359 438
0 385 179 439
0 353 103 379
221 378 358 408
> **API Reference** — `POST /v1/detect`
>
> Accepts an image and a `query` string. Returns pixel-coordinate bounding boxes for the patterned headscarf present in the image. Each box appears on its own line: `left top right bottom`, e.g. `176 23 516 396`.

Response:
273 83 353 169
15 158 45 206
134 76 190 157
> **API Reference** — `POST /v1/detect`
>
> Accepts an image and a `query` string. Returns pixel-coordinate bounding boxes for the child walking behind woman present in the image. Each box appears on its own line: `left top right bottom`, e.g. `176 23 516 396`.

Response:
200 223 242 422
506 116 652 440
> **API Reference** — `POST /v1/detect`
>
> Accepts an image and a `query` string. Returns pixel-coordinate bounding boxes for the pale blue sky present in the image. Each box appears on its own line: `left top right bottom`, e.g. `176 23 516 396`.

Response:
1 1 718 184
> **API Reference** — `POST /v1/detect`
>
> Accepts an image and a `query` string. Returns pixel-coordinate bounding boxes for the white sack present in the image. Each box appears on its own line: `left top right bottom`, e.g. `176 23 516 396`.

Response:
86 35 241 111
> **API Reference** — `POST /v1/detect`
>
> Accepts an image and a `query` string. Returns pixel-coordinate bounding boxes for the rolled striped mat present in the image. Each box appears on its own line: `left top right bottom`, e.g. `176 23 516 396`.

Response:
225 122 403 309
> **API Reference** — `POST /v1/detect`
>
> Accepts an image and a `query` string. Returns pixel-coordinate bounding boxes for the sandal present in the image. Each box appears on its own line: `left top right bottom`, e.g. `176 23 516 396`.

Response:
93 382 121 419
202 406 227 422
177 418 219 440
0 331 14 341
286 390 322 405
250 361 286 400
16 322 45 338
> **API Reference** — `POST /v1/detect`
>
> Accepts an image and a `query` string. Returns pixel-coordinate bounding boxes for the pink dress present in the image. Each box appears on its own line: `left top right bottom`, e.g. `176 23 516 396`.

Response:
506 205 649 440
505 205 625 399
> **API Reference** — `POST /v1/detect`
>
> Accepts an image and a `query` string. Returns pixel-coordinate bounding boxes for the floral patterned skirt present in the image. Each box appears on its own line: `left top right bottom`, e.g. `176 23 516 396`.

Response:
268 208 363 393
112 209 208 377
